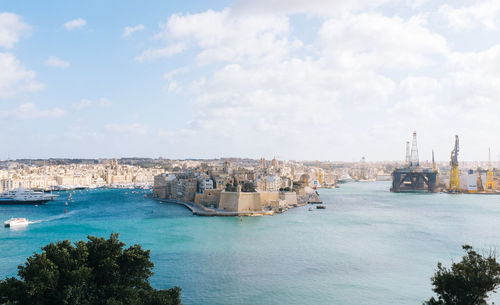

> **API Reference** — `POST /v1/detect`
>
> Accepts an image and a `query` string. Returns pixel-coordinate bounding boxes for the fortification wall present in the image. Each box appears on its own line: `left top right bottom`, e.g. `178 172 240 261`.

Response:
237 192 261 211
280 192 297 205
219 192 262 212
259 191 280 205
219 192 240 211
194 189 222 207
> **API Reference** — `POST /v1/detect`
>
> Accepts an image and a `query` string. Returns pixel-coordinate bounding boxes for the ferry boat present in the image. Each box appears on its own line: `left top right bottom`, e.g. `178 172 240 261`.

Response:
4 218 29 227
0 188 58 205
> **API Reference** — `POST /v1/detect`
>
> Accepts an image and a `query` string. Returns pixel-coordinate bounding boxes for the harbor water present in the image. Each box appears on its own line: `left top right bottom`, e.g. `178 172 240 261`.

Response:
2 182 500 304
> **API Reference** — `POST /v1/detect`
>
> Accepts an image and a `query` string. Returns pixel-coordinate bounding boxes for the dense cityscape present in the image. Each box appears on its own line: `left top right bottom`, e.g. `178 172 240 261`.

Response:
3 0 500 304
1 146 499 216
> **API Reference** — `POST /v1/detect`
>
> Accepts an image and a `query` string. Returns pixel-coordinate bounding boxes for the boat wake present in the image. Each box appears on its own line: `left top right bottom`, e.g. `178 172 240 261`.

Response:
29 211 76 224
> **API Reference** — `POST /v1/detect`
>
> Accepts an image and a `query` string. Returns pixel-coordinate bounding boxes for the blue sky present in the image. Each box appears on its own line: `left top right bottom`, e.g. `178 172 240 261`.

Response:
1 0 499 161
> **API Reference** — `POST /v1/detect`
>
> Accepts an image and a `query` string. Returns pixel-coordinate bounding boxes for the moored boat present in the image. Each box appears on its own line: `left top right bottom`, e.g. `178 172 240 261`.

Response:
0 188 58 205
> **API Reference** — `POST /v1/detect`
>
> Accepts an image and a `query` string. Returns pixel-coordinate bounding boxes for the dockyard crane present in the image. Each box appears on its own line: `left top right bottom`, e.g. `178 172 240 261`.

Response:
486 148 495 190
327 164 333 185
432 150 439 188
316 161 324 185
449 135 460 191
477 173 484 192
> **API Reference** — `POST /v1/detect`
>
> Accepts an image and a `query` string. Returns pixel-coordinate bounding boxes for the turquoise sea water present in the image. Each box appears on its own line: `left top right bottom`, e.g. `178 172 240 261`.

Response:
2 182 500 304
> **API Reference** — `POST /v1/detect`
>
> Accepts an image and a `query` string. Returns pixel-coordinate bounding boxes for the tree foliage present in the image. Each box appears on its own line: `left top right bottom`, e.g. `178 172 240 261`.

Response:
424 245 500 305
241 182 256 192
0 234 181 305
225 183 237 192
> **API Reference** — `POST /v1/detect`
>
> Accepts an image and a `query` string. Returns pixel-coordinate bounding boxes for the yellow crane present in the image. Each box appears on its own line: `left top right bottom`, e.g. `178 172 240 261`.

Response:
432 150 439 188
477 173 484 192
316 161 324 186
486 148 495 190
449 135 460 191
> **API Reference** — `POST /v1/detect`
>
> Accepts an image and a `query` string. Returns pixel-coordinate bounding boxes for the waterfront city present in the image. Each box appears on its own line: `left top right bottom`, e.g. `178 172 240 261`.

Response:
3 0 500 304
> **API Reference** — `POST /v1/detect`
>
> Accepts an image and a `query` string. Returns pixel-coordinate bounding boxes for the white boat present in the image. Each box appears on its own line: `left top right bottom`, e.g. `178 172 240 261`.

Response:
0 188 59 205
337 174 355 184
4 218 29 227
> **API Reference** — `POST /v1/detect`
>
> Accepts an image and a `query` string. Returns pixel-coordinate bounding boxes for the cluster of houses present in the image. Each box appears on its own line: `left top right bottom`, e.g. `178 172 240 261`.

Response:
152 158 318 214
0 159 163 191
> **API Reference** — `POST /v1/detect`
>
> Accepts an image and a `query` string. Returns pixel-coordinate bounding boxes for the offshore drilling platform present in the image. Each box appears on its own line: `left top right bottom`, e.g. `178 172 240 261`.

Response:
391 132 439 193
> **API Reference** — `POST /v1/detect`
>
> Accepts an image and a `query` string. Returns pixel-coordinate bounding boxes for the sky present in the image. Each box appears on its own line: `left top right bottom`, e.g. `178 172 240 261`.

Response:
0 0 499 162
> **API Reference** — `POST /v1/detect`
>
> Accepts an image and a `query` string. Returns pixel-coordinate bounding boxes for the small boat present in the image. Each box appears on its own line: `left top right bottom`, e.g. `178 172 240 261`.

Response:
4 218 29 227
308 199 323 204
316 205 326 209
308 207 313 211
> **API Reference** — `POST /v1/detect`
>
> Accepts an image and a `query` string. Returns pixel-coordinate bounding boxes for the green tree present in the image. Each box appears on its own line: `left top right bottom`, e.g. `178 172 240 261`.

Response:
424 245 500 305
0 234 181 305
225 183 237 192
241 182 256 192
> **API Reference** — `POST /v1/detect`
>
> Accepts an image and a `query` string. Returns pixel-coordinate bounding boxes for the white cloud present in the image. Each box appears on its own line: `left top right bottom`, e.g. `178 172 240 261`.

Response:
406 0 431 9
122 24 144 37
151 8 295 65
64 18 86 31
104 123 150 135
163 67 188 80
0 12 30 48
439 1 500 31
134 43 185 62
400 76 440 95
72 98 111 110
231 0 390 16
0 103 65 120
318 13 449 70
159 56 396 157
144 6 500 160
45 56 70 68
0 52 43 99
75 4 500 159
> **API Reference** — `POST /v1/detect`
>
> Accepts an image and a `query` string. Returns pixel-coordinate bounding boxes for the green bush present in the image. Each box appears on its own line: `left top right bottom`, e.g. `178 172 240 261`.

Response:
0 234 181 305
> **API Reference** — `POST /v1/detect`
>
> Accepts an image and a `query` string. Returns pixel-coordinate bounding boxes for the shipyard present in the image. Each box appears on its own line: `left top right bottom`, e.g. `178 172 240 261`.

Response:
391 132 498 195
